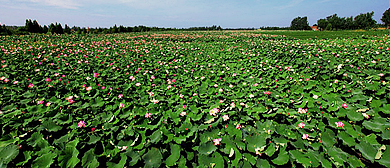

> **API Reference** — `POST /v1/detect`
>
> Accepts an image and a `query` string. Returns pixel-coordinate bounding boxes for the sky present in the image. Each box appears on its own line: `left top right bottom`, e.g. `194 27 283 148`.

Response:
0 0 389 28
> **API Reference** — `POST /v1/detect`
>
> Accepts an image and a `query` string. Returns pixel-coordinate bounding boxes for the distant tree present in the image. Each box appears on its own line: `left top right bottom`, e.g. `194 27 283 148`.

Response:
345 16 355 29
42 25 48 33
326 14 345 30
111 24 119 33
381 8 390 27
56 23 64 34
0 24 11 35
317 18 328 30
64 24 71 34
354 11 376 29
32 20 41 33
118 25 125 33
290 16 311 30
48 23 56 33
325 23 332 30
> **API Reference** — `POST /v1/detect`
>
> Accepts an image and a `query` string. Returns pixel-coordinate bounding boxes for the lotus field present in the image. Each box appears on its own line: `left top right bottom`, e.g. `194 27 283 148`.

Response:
1 31 390 167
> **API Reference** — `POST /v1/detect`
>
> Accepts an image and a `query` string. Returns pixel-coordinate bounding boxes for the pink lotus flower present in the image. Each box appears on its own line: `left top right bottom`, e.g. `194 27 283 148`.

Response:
37 100 44 105
298 122 306 128
68 99 75 104
235 124 242 129
335 121 344 128
179 94 184 98
151 99 159 104
298 108 308 114
129 76 135 81
28 83 34 88
342 103 348 108
145 112 151 118
264 91 271 95
136 83 141 87
86 86 92 91
302 133 309 139
255 147 262 156
13 81 18 84
45 102 51 107
66 96 75 104
77 121 86 128
209 108 219 116
118 94 123 99
4 78 9 82
149 92 154 97
119 103 125 109
230 102 235 108
91 127 95 133
183 105 187 108
180 111 187 116
362 113 370 119
222 115 229 121
45 78 51 82
213 138 222 145
93 73 98 78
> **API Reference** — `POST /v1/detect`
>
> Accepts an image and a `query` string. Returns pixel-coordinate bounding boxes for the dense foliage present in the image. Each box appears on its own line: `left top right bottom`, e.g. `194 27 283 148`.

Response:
290 16 311 30
0 31 389 167
381 8 390 27
317 12 377 31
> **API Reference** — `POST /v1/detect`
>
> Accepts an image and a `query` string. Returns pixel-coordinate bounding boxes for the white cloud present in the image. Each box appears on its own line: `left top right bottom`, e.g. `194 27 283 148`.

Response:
113 0 184 9
278 0 304 10
29 0 80 9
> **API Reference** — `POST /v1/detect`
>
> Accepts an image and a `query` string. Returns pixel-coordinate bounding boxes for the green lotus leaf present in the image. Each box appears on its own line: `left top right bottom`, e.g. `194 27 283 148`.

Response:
0 144 19 165
199 141 218 155
82 149 99 168
32 152 57 168
142 147 162 168
271 146 289 165
356 140 376 163
166 144 181 166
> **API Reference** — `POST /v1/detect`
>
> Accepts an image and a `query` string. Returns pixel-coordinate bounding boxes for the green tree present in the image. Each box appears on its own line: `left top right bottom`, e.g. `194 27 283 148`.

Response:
42 25 48 33
25 19 33 33
290 16 311 30
354 11 376 29
48 23 56 33
64 24 71 34
55 23 64 34
345 16 355 29
381 8 390 27
326 14 344 30
317 19 328 30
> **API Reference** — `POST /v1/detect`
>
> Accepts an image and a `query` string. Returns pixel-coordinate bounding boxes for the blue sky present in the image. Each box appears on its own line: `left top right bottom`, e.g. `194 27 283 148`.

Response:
0 0 389 28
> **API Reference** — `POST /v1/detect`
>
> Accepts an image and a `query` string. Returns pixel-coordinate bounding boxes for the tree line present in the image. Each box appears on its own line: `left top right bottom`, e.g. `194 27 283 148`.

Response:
0 19 225 35
1 8 389 35
290 8 390 30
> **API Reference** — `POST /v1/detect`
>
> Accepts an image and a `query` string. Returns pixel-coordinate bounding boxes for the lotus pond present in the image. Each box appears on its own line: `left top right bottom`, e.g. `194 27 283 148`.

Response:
0 31 389 167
